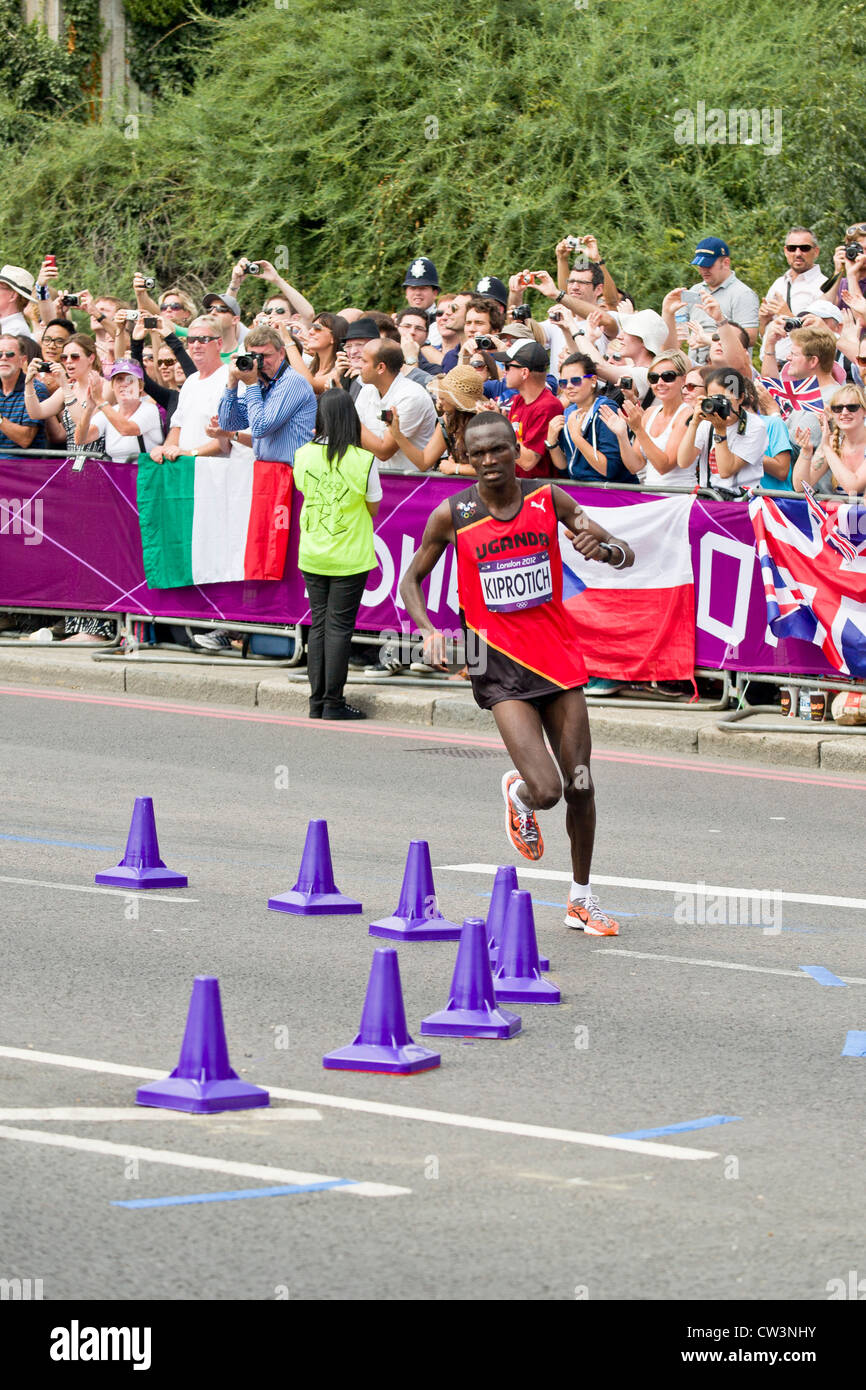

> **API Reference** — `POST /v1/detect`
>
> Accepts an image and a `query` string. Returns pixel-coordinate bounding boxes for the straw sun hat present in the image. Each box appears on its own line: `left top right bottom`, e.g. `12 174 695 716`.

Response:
430 363 485 412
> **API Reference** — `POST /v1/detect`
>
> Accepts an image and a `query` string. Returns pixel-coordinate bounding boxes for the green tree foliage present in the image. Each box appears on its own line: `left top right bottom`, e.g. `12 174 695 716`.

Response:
3 0 864 316
0 0 99 138
123 0 252 97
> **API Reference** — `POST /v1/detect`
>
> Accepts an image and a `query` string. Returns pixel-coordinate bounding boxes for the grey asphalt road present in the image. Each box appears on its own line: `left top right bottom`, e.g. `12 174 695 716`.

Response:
1 680 864 1304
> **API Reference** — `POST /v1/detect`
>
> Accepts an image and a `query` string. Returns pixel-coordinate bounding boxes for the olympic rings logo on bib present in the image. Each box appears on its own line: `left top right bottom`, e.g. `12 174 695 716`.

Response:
479 551 553 612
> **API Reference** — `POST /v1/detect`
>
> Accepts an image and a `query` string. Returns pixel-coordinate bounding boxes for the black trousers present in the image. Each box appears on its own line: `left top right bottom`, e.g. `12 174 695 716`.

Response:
302 570 371 713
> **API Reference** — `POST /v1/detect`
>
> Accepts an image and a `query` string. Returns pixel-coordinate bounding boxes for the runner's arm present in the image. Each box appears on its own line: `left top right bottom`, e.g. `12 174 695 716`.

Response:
550 485 635 567
399 501 455 666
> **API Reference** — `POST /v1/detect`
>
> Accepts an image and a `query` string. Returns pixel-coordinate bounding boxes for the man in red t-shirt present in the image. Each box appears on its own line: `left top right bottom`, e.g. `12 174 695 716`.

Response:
505 341 566 478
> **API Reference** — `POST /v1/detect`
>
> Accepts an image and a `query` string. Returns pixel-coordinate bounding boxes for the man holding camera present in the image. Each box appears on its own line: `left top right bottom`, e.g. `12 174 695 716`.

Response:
217 326 316 464
354 340 437 472
682 237 760 346
760 228 825 335
201 293 247 361
505 341 564 478
0 333 48 450
149 316 230 463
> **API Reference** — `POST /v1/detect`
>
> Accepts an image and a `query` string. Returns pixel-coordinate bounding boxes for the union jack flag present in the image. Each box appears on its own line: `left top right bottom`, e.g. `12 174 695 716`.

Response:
757 375 825 419
748 494 866 676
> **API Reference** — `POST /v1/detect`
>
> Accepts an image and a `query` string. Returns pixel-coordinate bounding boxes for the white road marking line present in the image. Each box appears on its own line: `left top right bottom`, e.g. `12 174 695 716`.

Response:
602 949 866 985
0 1046 716 1161
0 874 197 903
0 1107 320 1123
437 863 866 912
0 1126 408 1198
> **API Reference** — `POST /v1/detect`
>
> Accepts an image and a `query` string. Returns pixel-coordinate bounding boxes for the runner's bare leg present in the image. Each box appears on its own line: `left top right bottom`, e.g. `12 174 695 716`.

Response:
491 700 563 812
539 689 596 883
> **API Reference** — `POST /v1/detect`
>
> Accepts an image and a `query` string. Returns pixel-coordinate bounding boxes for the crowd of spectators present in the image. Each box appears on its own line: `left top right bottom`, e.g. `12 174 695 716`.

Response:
0 222 864 650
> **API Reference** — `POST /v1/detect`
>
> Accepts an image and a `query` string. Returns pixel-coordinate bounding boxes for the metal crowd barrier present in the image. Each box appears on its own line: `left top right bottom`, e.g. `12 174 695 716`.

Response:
1 452 863 727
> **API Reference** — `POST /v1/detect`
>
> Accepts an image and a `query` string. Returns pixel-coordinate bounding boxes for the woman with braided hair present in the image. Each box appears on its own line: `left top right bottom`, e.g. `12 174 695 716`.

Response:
793 385 866 496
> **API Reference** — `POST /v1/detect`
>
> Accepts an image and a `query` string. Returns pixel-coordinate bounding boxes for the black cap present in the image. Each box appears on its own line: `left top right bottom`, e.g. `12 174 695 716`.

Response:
344 316 380 342
506 341 549 372
475 275 509 307
403 256 439 288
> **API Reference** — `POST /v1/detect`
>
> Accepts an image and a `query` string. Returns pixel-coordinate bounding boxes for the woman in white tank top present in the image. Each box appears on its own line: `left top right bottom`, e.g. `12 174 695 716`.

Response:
622 349 695 489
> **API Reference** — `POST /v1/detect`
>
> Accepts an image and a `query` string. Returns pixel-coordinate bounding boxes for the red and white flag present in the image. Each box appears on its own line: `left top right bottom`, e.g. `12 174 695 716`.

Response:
559 495 695 679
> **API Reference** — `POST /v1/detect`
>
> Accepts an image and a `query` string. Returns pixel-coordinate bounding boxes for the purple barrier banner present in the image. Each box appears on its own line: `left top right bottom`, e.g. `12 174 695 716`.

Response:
0 457 842 677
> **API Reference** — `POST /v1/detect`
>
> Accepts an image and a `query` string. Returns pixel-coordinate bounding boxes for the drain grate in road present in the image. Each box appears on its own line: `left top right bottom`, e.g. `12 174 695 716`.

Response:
404 745 503 758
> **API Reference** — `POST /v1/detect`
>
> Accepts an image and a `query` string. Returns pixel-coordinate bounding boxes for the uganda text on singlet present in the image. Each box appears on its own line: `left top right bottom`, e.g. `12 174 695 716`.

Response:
449 480 588 709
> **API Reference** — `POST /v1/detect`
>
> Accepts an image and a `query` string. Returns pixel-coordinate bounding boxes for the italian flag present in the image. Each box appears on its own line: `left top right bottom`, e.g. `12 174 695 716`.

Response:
137 454 293 589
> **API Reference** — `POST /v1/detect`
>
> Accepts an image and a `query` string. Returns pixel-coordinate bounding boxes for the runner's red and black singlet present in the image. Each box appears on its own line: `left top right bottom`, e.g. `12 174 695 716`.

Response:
449 480 588 709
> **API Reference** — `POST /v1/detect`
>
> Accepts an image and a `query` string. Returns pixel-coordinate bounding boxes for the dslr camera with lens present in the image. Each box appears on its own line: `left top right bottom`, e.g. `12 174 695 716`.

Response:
511 305 531 323
701 395 732 419
475 335 496 350
844 243 864 262
60 293 80 307
235 354 256 371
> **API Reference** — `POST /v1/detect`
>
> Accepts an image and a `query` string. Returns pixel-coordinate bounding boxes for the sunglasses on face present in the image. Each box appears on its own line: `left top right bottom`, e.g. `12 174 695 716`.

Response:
157 358 175 367
684 380 704 390
559 374 594 387
469 358 485 369
647 370 681 384
187 335 219 345
266 306 288 314
61 353 83 361
829 403 862 414
0 350 18 359
161 303 184 312
785 243 814 252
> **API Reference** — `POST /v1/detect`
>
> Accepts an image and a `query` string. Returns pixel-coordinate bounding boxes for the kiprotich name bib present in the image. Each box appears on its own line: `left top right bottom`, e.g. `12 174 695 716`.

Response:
478 549 553 612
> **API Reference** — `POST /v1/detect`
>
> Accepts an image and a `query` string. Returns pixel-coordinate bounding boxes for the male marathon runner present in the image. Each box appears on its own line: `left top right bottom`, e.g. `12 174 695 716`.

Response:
400 413 634 936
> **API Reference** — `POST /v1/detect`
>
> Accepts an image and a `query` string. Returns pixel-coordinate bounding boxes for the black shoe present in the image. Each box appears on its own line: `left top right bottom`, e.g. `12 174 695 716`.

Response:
323 702 367 720
309 705 323 719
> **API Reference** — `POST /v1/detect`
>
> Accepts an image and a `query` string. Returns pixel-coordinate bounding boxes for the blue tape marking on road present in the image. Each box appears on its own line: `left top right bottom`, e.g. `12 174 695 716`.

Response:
476 892 637 915
800 965 847 987
0 833 117 851
612 1115 742 1140
841 1030 866 1058
112 1179 354 1208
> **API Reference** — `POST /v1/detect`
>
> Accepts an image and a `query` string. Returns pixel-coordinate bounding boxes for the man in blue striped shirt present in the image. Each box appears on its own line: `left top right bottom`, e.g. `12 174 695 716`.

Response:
217 326 316 463
0 335 48 451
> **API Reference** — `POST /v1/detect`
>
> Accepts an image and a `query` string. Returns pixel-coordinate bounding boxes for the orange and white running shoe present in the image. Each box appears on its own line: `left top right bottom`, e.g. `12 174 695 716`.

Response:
501 770 544 861
564 895 620 936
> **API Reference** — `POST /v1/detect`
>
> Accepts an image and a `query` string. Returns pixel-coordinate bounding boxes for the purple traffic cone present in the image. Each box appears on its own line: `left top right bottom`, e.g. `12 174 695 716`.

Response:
494 890 561 1004
323 948 440 1074
486 866 550 971
268 819 362 915
136 976 269 1113
95 796 187 889
369 840 461 941
421 919 521 1039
